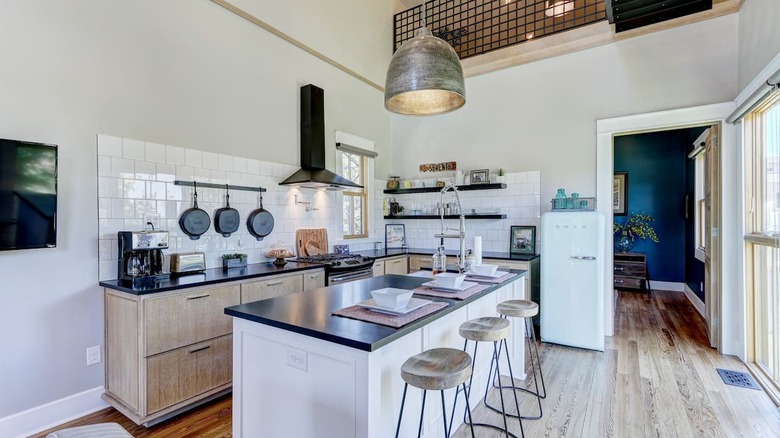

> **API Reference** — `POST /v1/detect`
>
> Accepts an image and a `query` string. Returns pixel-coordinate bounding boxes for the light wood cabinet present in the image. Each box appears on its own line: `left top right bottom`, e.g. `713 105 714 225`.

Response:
372 260 385 277
613 252 647 290
241 272 304 304
409 255 431 272
482 257 540 307
104 267 324 426
303 269 325 290
384 256 409 275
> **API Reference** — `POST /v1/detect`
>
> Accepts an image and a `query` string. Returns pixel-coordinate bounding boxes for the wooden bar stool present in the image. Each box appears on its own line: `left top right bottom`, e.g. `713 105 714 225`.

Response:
452 316 525 438
490 299 546 420
395 347 475 438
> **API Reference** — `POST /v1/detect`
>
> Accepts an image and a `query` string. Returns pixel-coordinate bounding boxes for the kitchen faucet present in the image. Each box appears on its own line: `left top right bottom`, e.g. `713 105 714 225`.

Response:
434 183 466 272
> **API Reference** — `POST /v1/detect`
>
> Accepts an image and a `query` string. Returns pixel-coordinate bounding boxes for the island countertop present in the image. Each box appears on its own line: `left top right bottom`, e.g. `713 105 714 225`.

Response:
224 271 526 352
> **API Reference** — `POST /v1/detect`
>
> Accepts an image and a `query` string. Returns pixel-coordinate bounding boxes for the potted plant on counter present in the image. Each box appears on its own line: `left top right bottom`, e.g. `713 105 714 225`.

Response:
222 253 248 269
613 212 659 252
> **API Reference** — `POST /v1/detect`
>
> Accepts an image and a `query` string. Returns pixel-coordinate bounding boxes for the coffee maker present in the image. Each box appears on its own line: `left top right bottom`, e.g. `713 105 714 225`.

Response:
117 231 170 286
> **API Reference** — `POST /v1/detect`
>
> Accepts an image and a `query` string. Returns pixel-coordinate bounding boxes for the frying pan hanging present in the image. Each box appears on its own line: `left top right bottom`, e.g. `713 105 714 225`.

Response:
179 181 211 240
247 191 274 241
215 184 240 237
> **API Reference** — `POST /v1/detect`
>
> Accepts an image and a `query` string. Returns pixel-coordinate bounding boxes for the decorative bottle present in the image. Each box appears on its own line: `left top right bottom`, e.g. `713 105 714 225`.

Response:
432 246 447 276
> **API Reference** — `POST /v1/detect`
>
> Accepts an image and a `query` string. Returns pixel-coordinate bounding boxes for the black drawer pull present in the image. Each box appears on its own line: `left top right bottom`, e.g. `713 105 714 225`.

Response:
186 294 210 300
615 279 624 284
188 345 211 354
614 267 625 271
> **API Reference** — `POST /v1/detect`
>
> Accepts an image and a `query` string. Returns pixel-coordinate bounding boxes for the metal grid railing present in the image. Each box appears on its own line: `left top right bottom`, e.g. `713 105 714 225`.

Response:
394 0 607 59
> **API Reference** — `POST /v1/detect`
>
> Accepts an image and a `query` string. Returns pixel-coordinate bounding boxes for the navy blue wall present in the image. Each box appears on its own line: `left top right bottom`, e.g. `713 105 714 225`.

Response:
614 129 703 284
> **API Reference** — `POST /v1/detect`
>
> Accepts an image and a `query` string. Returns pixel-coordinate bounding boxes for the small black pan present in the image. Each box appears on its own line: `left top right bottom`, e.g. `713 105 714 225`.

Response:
247 191 274 241
179 182 211 240
215 185 240 237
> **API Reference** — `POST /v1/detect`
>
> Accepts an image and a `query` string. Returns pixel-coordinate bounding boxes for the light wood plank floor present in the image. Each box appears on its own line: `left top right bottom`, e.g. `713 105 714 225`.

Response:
32 290 780 437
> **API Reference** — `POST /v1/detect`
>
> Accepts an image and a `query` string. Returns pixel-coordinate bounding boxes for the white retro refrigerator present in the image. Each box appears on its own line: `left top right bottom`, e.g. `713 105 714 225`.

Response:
540 211 605 351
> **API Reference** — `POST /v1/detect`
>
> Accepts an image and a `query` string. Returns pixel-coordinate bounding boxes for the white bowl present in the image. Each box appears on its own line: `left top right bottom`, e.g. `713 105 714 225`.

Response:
473 264 498 276
434 272 466 289
370 288 413 310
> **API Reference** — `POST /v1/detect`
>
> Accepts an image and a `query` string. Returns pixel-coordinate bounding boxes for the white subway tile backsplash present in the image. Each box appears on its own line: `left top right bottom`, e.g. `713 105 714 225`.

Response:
156 163 176 182
122 138 145 160
203 151 219 170
145 142 166 163
112 199 134 219
123 180 146 199
175 165 194 181
98 135 123 157
98 155 111 177
185 149 203 168
218 154 233 171
148 181 166 200
233 157 247 173
98 198 110 219
98 177 122 198
193 167 210 183
166 145 185 165
210 170 226 184
135 160 156 180
166 183 184 201
111 157 134 178
246 159 260 174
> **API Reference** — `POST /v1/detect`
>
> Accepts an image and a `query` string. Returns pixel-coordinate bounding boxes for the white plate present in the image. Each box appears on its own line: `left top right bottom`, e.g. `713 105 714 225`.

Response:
356 297 433 315
421 280 479 292
464 270 508 279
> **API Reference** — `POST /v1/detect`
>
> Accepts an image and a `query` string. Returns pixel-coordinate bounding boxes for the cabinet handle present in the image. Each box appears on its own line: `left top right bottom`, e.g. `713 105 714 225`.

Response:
614 267 625 271
392 260 401 264
267 280 283 286
186 294 210 300
309 274 319 279
615 279 624 284
188 345 211 354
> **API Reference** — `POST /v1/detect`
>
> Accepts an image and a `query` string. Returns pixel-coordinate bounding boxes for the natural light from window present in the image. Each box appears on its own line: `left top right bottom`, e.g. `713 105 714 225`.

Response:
341 151 367 239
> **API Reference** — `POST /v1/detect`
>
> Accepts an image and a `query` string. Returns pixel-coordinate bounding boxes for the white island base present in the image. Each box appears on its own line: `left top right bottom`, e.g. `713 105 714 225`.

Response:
231 279 526 438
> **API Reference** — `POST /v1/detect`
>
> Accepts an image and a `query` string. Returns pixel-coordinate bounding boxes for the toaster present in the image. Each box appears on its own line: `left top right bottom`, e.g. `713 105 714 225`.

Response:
170 252 206 274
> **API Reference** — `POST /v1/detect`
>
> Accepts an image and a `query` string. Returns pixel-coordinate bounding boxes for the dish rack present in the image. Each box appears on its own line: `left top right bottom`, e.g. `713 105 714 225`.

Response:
551 197 596 211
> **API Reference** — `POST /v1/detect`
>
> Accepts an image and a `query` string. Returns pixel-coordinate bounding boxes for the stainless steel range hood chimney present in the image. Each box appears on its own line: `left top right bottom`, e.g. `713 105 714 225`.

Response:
279 85 363 190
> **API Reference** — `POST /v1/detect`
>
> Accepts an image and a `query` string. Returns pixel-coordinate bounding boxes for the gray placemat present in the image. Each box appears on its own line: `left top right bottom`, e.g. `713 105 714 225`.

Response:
333 301 449 328
465 272 518 284
412 283 490 300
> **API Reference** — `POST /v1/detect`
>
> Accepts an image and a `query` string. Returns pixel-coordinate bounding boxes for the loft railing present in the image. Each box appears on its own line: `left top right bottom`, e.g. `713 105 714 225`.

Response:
394 0 607 60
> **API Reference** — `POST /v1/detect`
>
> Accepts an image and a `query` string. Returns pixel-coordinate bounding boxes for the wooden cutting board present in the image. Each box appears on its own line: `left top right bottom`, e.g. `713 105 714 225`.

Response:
295 228 328 256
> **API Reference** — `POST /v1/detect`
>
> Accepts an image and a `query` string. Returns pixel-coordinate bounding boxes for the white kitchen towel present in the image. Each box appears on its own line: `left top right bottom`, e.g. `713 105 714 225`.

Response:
474 236 482 265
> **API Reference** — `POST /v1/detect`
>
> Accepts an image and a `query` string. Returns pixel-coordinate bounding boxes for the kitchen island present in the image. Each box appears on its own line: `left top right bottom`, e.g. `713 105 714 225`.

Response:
225 271 527 438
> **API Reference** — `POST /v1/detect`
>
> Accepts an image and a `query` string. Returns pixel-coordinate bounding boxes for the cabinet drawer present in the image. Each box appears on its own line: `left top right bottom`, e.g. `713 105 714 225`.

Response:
409 256 430 271
614 262 646 277
144 285 239 357
385 257 408 275
303 269 325 291
146 334 232 414
241 274 303 303
614 276 644 289
372 260 385 277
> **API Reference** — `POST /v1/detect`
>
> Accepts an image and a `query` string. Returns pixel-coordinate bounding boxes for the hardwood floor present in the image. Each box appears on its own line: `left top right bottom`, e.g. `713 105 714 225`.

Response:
31 290 780 437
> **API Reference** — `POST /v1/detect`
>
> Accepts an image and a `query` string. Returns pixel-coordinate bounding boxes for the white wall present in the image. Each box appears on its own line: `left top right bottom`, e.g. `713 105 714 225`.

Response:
391 14 739 207
737 0 780 90
0 0 390 429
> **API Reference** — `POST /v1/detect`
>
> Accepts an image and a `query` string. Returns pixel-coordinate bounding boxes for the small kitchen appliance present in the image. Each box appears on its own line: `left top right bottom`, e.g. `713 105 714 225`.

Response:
117 231 170 286
170 252 206 275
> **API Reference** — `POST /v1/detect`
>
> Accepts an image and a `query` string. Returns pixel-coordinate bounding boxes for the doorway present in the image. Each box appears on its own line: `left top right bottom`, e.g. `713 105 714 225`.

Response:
596 102 741 355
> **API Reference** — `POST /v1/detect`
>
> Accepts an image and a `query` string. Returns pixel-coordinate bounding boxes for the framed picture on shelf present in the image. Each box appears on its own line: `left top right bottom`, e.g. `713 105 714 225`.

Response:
385 224 406 249
509 225 536 255
469 169 490 184
613 171 628 216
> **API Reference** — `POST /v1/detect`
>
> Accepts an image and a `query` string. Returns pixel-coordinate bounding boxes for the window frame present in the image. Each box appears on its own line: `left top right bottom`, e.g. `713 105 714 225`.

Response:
340 151 369 239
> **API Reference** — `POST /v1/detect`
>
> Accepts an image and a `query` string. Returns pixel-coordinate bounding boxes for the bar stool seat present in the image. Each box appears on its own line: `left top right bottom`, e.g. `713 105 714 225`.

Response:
396 348 475 438
401 348 472 391
496 300 538 318
459 316 510 342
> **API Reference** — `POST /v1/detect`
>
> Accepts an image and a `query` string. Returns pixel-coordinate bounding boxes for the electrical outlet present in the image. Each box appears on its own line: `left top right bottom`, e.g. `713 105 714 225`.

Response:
286 348 307 371
86 345 101 366
144 214 161 231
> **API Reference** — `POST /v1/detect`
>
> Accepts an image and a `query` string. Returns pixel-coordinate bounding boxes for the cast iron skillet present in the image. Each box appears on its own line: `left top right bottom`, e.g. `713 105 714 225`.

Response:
179 182 211 240
214 185 240 237
247 191 274 241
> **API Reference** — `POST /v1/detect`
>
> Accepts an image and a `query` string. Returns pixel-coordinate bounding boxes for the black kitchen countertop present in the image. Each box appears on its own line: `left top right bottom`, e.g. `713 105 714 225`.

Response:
355 248 539 262
99 261 324 295
224 271 526 352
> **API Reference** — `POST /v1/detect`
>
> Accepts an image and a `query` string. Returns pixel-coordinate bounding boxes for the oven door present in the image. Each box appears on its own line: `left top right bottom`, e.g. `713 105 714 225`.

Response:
327 267 374 285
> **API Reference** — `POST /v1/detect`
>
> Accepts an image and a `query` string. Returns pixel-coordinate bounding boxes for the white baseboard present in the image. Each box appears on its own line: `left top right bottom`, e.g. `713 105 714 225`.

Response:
0 386 109 438
648 280 685 292
684 284 706 318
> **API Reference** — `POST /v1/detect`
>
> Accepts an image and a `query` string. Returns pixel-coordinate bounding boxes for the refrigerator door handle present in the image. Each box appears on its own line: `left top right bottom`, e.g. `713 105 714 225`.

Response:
571 255 597 260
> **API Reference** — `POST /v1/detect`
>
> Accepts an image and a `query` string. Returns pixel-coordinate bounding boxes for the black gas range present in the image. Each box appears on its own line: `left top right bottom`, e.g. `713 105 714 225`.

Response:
295 253 375 285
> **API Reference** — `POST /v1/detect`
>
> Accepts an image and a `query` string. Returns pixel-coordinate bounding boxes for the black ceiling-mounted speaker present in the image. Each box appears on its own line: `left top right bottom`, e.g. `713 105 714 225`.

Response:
606 0 713 33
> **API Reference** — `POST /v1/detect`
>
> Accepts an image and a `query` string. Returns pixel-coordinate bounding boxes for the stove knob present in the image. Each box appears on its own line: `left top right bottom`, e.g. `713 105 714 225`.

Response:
334 261 341 266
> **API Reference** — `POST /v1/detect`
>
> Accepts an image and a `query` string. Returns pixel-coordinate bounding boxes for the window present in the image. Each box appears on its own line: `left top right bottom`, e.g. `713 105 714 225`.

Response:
745 90 780 403
691 129 708 261
341 151 368 239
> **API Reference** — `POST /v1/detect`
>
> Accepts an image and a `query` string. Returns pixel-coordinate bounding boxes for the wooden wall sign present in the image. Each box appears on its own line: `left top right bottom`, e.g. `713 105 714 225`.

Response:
419 161 457 172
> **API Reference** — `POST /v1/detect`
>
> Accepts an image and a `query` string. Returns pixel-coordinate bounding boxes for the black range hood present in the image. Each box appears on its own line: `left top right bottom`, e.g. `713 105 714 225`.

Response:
279 85 363 190
606 0 713 33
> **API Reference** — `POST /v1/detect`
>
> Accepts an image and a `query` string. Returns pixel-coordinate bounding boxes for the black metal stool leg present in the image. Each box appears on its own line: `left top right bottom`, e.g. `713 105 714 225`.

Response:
528 320 547 399
441 390 449 438
417 390 427 438
462 382 475 438
395 383 408 438
501 338 525 437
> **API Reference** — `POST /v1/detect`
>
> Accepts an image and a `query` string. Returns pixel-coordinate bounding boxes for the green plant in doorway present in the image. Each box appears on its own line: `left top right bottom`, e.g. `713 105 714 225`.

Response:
613 212 659 252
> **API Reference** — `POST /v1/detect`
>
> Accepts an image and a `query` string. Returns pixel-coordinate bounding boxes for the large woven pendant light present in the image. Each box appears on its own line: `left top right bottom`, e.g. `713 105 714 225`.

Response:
384 1 466 116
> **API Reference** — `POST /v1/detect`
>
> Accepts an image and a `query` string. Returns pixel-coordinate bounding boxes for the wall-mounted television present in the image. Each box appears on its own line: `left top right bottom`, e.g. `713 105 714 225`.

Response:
0 138 58 251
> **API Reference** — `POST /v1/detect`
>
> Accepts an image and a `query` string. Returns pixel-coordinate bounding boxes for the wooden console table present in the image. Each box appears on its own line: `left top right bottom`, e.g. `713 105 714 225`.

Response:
613 252 648 291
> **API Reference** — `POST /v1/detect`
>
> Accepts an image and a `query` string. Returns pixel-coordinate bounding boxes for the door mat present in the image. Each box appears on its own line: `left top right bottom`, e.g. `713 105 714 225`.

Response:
716 368 762 390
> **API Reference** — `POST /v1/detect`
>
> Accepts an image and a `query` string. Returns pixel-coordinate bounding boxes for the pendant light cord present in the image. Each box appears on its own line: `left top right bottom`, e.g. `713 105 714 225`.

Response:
422 0 427 29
